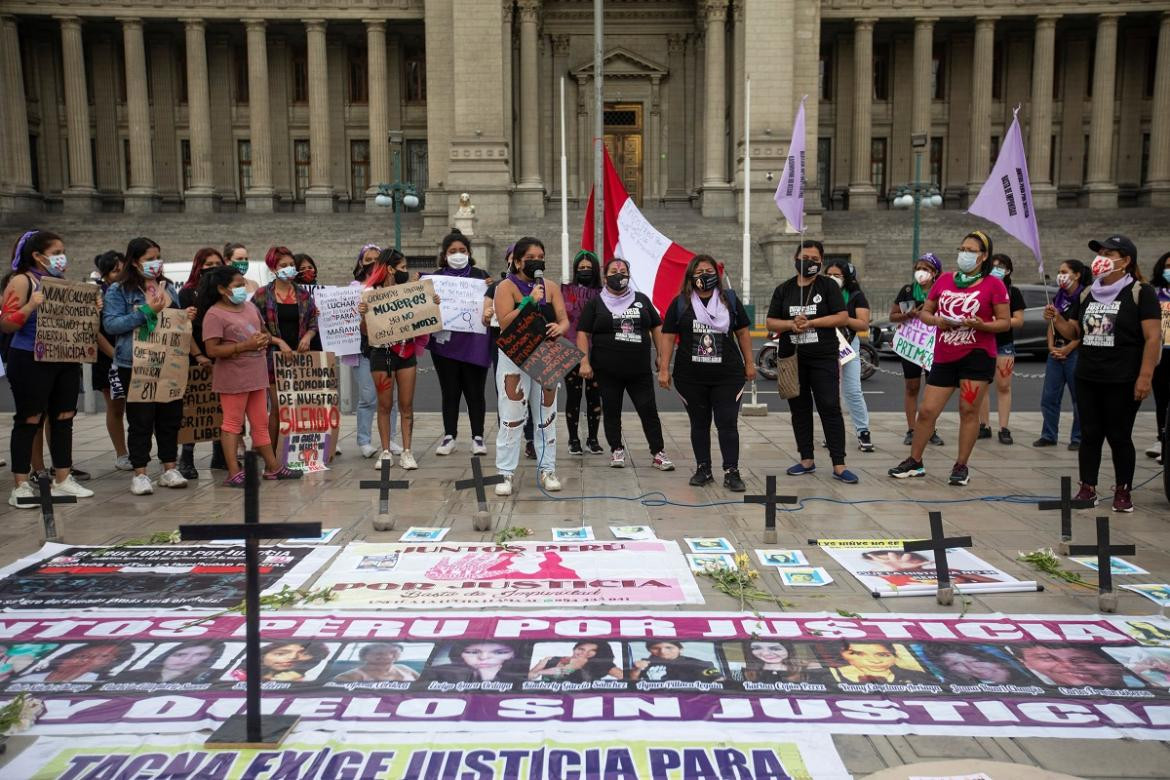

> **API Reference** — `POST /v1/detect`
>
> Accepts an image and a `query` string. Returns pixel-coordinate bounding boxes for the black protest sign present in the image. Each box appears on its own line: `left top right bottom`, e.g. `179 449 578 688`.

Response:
497 305 583 386
523 337 585 387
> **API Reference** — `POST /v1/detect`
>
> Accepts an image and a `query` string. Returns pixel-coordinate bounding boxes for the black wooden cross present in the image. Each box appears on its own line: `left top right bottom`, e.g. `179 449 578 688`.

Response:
454 457 505 531
17 474 75 542
1068 516 1136 601
359 459 409 516
743 476 798 544
1038 476 1096 547
178 452 321 747
903 511 973 604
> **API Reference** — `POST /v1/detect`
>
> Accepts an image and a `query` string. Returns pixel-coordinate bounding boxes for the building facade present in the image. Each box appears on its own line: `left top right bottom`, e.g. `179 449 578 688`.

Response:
0 0 1167 230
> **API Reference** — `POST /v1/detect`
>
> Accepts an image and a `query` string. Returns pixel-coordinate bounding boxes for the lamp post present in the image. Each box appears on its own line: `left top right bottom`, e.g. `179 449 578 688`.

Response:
374 130 419 252
891 133 942 262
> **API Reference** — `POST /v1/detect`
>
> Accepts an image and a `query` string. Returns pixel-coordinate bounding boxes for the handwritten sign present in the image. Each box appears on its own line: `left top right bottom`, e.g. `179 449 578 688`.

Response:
497 305 584 387
362 280 442 345
34 278 100 363
128 309 191 403
313 286 363 355
892 317 937 371
1161 302 1170 347
274 351 339 472
178 364 221 444
429 275 488 334
496 305 548 366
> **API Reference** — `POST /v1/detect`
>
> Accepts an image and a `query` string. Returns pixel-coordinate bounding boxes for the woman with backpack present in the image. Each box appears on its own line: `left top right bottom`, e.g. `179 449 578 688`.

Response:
1034 259 1090 450
659 254 754 492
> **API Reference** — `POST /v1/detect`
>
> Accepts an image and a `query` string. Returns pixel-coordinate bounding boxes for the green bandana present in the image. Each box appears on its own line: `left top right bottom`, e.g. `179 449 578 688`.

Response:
136 304 159 341
953 270 982 288
911 281 927 303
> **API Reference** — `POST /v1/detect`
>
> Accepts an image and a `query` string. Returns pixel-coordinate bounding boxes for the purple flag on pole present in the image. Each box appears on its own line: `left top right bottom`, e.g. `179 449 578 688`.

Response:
968 108 1044 275
773 97 807 233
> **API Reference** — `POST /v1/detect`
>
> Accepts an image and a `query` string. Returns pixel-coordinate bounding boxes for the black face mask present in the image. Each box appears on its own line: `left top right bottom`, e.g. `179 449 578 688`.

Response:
606 273 629 292
575 270 595 285
696 272 720 292
796 258 821 277
393 269 410 285
355 265 371 282
524 260 546 277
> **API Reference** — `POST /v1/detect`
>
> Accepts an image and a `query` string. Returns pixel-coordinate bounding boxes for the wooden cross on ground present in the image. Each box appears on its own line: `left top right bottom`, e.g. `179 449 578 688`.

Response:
743 475 798 544
902 511 973 606
1038 476 1096 554
454 457 505 532
359 459 409 531
178 453 321 747
17 474 75 542
1068 516 1136 613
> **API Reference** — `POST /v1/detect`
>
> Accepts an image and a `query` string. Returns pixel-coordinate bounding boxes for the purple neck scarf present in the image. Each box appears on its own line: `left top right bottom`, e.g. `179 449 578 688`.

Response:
509 273 536 297
600 286 635 317
1090 274 1133 306
1053 284 1081 314
690 290 730 333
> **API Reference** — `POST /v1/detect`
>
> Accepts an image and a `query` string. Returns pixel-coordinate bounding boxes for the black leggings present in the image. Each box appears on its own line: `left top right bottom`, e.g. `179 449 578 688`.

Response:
7 349 78 474
1076 377 1141 488
118 367 184 469
1154 356 1169 437
596 368 665 454
788 352 847 466
564 365 601 443
432 352 488 439
675 379 742 470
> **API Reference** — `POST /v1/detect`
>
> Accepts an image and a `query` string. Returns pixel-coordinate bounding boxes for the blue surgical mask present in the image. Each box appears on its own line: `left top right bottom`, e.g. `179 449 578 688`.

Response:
1163 269 1170 284
956 251 980 273
143 260 163 279
229 286 249 305
276 266 298 282
990 267 1007 280
45 254 68 277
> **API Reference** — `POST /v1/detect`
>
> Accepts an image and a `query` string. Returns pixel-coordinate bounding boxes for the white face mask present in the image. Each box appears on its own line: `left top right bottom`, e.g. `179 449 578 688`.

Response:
829 275 844 288
1091 255 1116 278
447 252 470 270
1056 272 1072 289
914 269 933 285
957 251 980 273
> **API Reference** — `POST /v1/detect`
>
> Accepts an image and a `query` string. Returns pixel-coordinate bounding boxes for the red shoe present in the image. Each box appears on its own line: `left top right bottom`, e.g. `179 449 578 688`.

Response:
1073 482 1098 507
1112 484 1133 513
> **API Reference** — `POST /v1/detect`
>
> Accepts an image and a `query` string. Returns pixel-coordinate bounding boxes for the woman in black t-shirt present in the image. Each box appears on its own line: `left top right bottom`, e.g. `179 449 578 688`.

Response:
977 254 1026 444
659 254 754 492
765 240 858 484
577 257 672 470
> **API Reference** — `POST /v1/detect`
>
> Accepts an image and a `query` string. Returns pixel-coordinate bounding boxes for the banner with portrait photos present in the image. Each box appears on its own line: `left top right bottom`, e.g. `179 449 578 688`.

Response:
0 543 336 610
817 539 1033 596
2 611 1169 740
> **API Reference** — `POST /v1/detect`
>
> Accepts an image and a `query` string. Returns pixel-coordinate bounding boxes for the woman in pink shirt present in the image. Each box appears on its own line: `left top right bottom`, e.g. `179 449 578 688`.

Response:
888 230 1010 486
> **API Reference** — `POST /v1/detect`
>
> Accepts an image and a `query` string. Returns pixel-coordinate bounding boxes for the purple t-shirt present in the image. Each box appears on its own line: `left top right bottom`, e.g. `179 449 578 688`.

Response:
928 272 1009 363
424 267 492 368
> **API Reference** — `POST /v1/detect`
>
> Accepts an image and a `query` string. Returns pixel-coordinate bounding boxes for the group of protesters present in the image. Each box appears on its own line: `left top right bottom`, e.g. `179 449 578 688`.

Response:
2 227 1165 513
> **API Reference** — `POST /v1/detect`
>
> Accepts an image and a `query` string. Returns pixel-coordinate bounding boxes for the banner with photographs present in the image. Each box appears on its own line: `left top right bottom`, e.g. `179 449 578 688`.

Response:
4 729 850 779
274 351 340 472
0 543 336 610
33 278 101 363
307 541 704 608
1 611 1169 739
817 539 1034 596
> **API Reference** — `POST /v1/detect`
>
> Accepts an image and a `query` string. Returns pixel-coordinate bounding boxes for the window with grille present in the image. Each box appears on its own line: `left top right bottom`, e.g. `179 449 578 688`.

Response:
351 140 370 198
177 50 187 105
873 44 890 101
404 39 426 102
235 45 249 104
294 140 310 200
932 46 945 100
238 140 252 195
929 137 944 187
349 46 368 104
292 49 308 104
181 139 191 192
819 47 832 100
870 137 887 197
604 109 637 126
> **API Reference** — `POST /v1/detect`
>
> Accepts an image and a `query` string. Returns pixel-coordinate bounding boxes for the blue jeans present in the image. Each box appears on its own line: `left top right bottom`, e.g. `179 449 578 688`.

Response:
355 356 377 447
1040 351 1080 444
841 335 870 434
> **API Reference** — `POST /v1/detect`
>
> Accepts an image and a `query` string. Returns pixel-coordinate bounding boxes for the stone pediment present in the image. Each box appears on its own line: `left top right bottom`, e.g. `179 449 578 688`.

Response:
570 47 668 80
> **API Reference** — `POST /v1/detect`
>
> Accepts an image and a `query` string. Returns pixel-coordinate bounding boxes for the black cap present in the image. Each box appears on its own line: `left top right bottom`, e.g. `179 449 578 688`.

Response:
1088 234 1137 263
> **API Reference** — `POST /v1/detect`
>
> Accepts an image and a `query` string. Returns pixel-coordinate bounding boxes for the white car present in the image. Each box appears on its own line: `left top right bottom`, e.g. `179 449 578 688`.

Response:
163 259 273 289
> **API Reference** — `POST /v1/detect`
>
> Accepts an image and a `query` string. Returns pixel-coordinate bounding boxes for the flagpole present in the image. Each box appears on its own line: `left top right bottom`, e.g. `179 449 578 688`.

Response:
560 76 570 281
593 0 604 255
742 75 751 306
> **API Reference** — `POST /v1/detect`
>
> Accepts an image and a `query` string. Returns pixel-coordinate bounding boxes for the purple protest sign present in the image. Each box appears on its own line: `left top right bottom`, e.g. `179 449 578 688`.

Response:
773 97 807 233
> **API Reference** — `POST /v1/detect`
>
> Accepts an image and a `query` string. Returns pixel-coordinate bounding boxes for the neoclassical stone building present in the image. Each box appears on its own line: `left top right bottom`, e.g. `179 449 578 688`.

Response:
0 0 1167 230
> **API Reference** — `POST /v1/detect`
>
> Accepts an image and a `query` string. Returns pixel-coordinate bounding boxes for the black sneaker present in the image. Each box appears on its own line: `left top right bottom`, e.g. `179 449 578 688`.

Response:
857 430 874 453
178 462 200 480
688 463 714 486
525 441 537 460
948 463 970 486
63 467 91 481
1068 441 1081 452
929 431 945 446
902 429 914 446
888 457 925 479
568 439 583 456
723 468 746 492
1032 437 1056 447
998 428 1014 445
977 424 992 440
585 438 604 455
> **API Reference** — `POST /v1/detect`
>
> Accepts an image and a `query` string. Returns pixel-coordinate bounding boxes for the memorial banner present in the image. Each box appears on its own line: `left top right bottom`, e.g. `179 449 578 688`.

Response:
363 280 442 344
0 543 336 610
308 541 704 608
1 611 1169 740
313 285 363 355
497 306 584 387
33 278 100 363
5 729 850 780
128 309 191 404
817 539 1031 596
177 364 221 444
430 274 489 334
891 318 936 371
274 351 340 472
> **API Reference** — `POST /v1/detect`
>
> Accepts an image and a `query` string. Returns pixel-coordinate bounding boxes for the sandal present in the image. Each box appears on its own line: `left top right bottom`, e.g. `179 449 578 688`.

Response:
222 471 246 488
263 466 302 481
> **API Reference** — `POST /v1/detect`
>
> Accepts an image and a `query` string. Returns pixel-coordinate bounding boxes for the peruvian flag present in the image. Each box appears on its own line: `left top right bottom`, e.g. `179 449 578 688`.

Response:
581 147 695 316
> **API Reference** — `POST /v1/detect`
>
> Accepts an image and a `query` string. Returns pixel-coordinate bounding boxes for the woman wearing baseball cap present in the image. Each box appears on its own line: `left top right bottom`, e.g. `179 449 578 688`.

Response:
1047 235 1161 512
889 253 946 447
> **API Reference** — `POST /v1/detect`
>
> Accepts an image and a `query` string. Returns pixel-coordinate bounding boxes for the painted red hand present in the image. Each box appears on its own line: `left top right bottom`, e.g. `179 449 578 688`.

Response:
959 380 979 405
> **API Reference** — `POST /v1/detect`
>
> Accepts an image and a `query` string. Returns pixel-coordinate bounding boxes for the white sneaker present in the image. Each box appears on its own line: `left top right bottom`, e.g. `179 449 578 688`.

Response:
1146 441 1162 458
158 469 188 489
131 474 154 495
399 450 418 470
114 455 133 471
471 436 487 456
494 475 513 496
8 482 37 510
435 436 456 456
610 448 626 468
540 471 562 492
374 450 393 469
360 444 379 459
51 475 94 499
389 439 404 455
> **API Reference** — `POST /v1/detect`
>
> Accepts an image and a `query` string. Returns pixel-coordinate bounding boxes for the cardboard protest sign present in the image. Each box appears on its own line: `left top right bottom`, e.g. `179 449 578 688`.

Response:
362 279 442 344
274 350 340 472
178 363 221 444
892 317 937 371
1160 301 1169 347
128 308 191 403
313 285 363 355
497 305 584 386
430 274 489 334
34 278 100 363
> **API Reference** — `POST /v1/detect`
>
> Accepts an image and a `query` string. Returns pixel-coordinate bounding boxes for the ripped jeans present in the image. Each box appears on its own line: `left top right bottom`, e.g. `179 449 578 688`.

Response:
495 351 558 476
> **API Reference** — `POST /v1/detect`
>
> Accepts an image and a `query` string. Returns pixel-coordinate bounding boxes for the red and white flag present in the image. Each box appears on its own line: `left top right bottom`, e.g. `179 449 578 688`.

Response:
581 147 694 316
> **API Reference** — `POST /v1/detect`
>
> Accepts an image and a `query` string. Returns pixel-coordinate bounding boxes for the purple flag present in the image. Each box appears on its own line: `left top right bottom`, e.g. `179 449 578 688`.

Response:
773 97 807 233
968 108 1044 275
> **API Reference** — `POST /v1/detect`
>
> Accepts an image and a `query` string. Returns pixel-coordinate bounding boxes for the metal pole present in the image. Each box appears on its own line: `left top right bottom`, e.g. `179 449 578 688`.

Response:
593 0 603 254
393 146 402 252
911 150 922 263
742 76 751 305
560 76 570 280
243 452 261 742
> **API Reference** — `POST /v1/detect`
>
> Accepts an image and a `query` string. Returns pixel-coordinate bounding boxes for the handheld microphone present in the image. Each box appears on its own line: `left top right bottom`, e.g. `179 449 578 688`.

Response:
533 268 544 289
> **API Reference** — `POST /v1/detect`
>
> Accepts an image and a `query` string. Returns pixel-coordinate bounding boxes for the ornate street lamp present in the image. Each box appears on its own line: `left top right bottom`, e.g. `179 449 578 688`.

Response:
374 130 420 252
891 133 942 262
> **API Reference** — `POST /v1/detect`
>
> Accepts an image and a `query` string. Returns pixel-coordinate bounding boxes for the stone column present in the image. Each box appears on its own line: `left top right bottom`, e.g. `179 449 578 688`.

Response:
1029 14 1059 208
120 18 158 212
516 0 544 207
665 33 688 201
244 20 275 211
1147 13 1170 206
364 20 389 206
700 0 733 216
848 17 877 210
1085 13 1121 208
183 19 216 211
911 18 935 140
57 16 99 211
1 15 39 210
965 16 997 197
502 1 514 185
303 19 334 212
